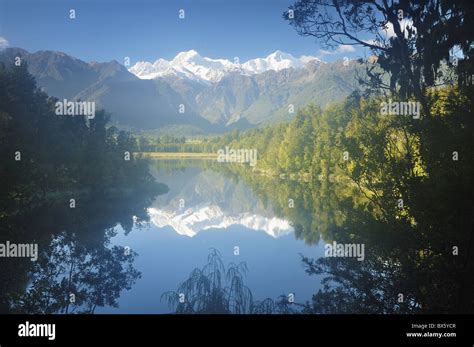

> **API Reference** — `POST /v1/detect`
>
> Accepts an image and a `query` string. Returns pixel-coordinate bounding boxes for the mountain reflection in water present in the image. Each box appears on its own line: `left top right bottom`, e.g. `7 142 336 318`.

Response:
1 159 472 314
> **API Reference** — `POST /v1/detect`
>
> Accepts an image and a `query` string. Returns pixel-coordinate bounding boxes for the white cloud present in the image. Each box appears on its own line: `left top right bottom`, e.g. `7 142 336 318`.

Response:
337 44 356 53
319 44 356 56
0 36 9 50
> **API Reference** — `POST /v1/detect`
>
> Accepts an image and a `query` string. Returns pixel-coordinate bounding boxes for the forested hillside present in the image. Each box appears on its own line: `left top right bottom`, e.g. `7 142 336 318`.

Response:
0 63 163 214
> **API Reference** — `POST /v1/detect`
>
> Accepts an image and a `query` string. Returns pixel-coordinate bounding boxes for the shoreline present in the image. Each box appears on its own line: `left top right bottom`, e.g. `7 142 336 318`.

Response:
135 152 218 159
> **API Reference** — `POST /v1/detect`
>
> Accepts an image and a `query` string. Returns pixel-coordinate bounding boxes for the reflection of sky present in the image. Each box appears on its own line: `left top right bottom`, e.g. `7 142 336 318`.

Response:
100 223 324 314
97 164 325 313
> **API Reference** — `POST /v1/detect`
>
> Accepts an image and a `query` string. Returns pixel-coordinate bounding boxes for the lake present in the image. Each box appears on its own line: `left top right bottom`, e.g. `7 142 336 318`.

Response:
2 158 469 314
96 159 325 313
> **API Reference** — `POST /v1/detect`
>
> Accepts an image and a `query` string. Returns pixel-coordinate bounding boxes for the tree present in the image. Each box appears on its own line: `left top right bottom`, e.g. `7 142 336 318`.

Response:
284 0 474 113
161 249 304 314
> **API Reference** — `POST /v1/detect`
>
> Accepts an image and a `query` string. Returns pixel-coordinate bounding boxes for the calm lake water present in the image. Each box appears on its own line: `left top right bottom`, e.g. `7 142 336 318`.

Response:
4 158 467 314
96 160 324 313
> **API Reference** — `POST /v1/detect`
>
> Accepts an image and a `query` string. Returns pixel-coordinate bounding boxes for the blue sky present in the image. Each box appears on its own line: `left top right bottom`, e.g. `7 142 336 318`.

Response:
0 0 363 63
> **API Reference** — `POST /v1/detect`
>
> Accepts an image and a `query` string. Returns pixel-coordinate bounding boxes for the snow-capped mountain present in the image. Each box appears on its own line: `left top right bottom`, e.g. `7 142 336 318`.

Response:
129 50 323 83
130 50 241 82
241 50 305 74
147 205 293 238
1 48 361 131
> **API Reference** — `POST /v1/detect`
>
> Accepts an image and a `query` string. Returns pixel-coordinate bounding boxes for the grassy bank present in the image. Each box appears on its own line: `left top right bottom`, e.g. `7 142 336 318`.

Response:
135 152 218 159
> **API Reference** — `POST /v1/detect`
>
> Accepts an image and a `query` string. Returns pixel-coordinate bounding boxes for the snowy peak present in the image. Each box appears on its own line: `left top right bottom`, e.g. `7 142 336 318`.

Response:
173 49 200 62
147 205 293 238
129 50 323 83
242 50 304 74
171 50 240 82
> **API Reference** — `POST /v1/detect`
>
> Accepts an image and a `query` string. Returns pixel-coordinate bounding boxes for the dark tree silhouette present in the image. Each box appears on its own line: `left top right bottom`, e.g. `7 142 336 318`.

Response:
285 0 474 111
162 249 304 314
8 232 141 314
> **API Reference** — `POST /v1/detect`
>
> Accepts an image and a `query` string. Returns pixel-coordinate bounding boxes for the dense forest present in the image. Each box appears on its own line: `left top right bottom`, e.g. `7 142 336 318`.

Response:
0 63 161 211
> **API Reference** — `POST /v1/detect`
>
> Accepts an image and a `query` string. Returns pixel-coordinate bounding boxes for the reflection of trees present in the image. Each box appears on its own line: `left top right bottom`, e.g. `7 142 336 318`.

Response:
0 64 169 313
162 249 303 314
228 168 474 313
9 232 140 314
301 203 473 314
299 90 474 314
215 164 347 245
300 216 421 314
0 185 167 313
276 0 474 314
216 128 473 314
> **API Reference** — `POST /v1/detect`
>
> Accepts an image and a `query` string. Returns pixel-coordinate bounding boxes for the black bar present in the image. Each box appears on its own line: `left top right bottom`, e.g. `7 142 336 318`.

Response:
0 314 472 346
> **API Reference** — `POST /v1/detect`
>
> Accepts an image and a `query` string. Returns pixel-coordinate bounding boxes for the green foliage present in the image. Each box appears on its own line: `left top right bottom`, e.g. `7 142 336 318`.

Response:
214 85 474 313
0 63 156 215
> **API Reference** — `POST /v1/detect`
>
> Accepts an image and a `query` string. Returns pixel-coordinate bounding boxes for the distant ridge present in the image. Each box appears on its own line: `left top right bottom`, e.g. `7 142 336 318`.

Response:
129 49 324 83
0 48 363 132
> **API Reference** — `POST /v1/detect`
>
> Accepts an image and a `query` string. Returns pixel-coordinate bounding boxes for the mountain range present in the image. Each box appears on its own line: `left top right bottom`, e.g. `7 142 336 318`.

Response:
0 48 364 133
129 49 322 83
